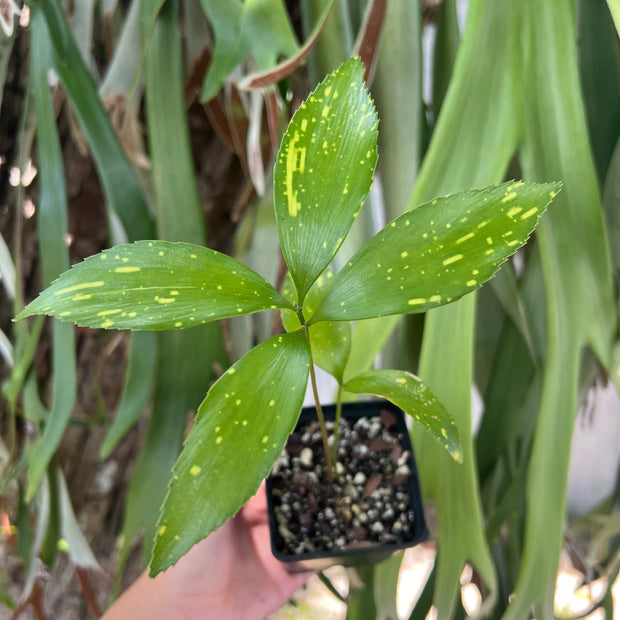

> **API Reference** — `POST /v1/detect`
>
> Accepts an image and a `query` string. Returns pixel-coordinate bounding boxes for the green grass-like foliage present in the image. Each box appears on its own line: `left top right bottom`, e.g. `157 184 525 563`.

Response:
16 57 559 575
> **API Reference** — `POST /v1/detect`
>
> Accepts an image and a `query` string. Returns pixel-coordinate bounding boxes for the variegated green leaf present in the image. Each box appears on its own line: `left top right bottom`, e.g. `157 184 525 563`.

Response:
344 369 462 462
274 56 378 302
17 241 293 330
150 330 310 575
312 182 560 323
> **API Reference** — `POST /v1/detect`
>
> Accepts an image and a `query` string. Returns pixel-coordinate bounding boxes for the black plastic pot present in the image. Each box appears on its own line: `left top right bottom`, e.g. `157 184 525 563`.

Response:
266 399 428 572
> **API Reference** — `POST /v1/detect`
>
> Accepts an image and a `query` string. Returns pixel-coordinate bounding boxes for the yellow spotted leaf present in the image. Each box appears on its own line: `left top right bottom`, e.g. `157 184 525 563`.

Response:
150 330 310 575
344 369 462 463
274 56 378 302
16 240 294 330
311 182 560 323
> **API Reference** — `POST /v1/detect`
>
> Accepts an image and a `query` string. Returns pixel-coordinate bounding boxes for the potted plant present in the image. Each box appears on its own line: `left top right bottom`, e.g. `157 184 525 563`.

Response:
16 57 559 576
265 399 430 572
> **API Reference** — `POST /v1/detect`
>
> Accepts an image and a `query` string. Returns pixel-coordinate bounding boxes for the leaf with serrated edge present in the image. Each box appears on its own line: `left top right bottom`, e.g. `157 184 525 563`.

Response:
274 56 378 302
312 182 560 323
344 369 462 462
150 330 310 575
16 240 293 330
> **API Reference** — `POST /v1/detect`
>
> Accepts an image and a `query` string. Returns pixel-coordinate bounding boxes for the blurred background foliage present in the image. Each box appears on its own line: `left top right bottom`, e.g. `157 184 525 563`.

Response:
0 1 619 618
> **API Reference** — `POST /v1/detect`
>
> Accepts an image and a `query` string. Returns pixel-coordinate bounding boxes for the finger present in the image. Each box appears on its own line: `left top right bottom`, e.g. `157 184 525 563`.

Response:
240 481 268 524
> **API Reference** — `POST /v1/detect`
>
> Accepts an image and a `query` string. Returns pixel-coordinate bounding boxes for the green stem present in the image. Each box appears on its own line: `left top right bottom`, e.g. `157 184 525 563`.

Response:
302 323 333 482
331 383 343 477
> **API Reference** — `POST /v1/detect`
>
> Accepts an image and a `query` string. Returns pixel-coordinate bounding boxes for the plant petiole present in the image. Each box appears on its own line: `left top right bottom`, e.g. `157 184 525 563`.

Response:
302 322 334 482
331 384 343 479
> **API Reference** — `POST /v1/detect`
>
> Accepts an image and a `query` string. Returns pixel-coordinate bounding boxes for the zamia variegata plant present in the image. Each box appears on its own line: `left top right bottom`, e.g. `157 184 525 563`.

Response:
17 57 560 574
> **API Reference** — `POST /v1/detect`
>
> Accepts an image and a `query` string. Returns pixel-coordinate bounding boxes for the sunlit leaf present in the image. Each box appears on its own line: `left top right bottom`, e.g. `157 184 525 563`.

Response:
150 330 310 575
17 241 293 330
344 369 462 462
312 182 560 323
274 56 378 302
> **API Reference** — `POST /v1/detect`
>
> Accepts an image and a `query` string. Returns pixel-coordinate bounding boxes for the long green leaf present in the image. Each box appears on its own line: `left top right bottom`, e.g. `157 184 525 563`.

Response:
372 0 423 222
0 231 15 300
56 468 100 569
432 0 460 120
603 136 620 274
355 0 424 400
99 332 157 458
475 321 537 481
0 23 15 113
0 327 12 367
346 565 376 620
99 0 142 99
302 0 353 80
373 553 404 620
407 0 527 615
150 330 310 575
145 1 204 243
489 263 535 358
240 0 299 68
418 298 495 617
26 9 77 501
16 240 293 330
2 314 44 412
199 0 242 101
344 369 462 462
503 1 618 616
313 182 559 323
274 56 378 301
577 0 620 184
31 0 154 241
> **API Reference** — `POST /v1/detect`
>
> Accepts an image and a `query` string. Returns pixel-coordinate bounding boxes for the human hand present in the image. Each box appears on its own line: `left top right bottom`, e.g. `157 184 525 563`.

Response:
102 484 311 620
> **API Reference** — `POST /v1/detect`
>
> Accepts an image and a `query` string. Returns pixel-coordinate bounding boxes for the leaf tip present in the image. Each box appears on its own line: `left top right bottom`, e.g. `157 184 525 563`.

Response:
451 447 464 464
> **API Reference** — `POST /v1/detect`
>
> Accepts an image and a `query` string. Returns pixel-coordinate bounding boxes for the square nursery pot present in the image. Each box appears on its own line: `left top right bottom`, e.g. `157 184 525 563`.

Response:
266 400 428 572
